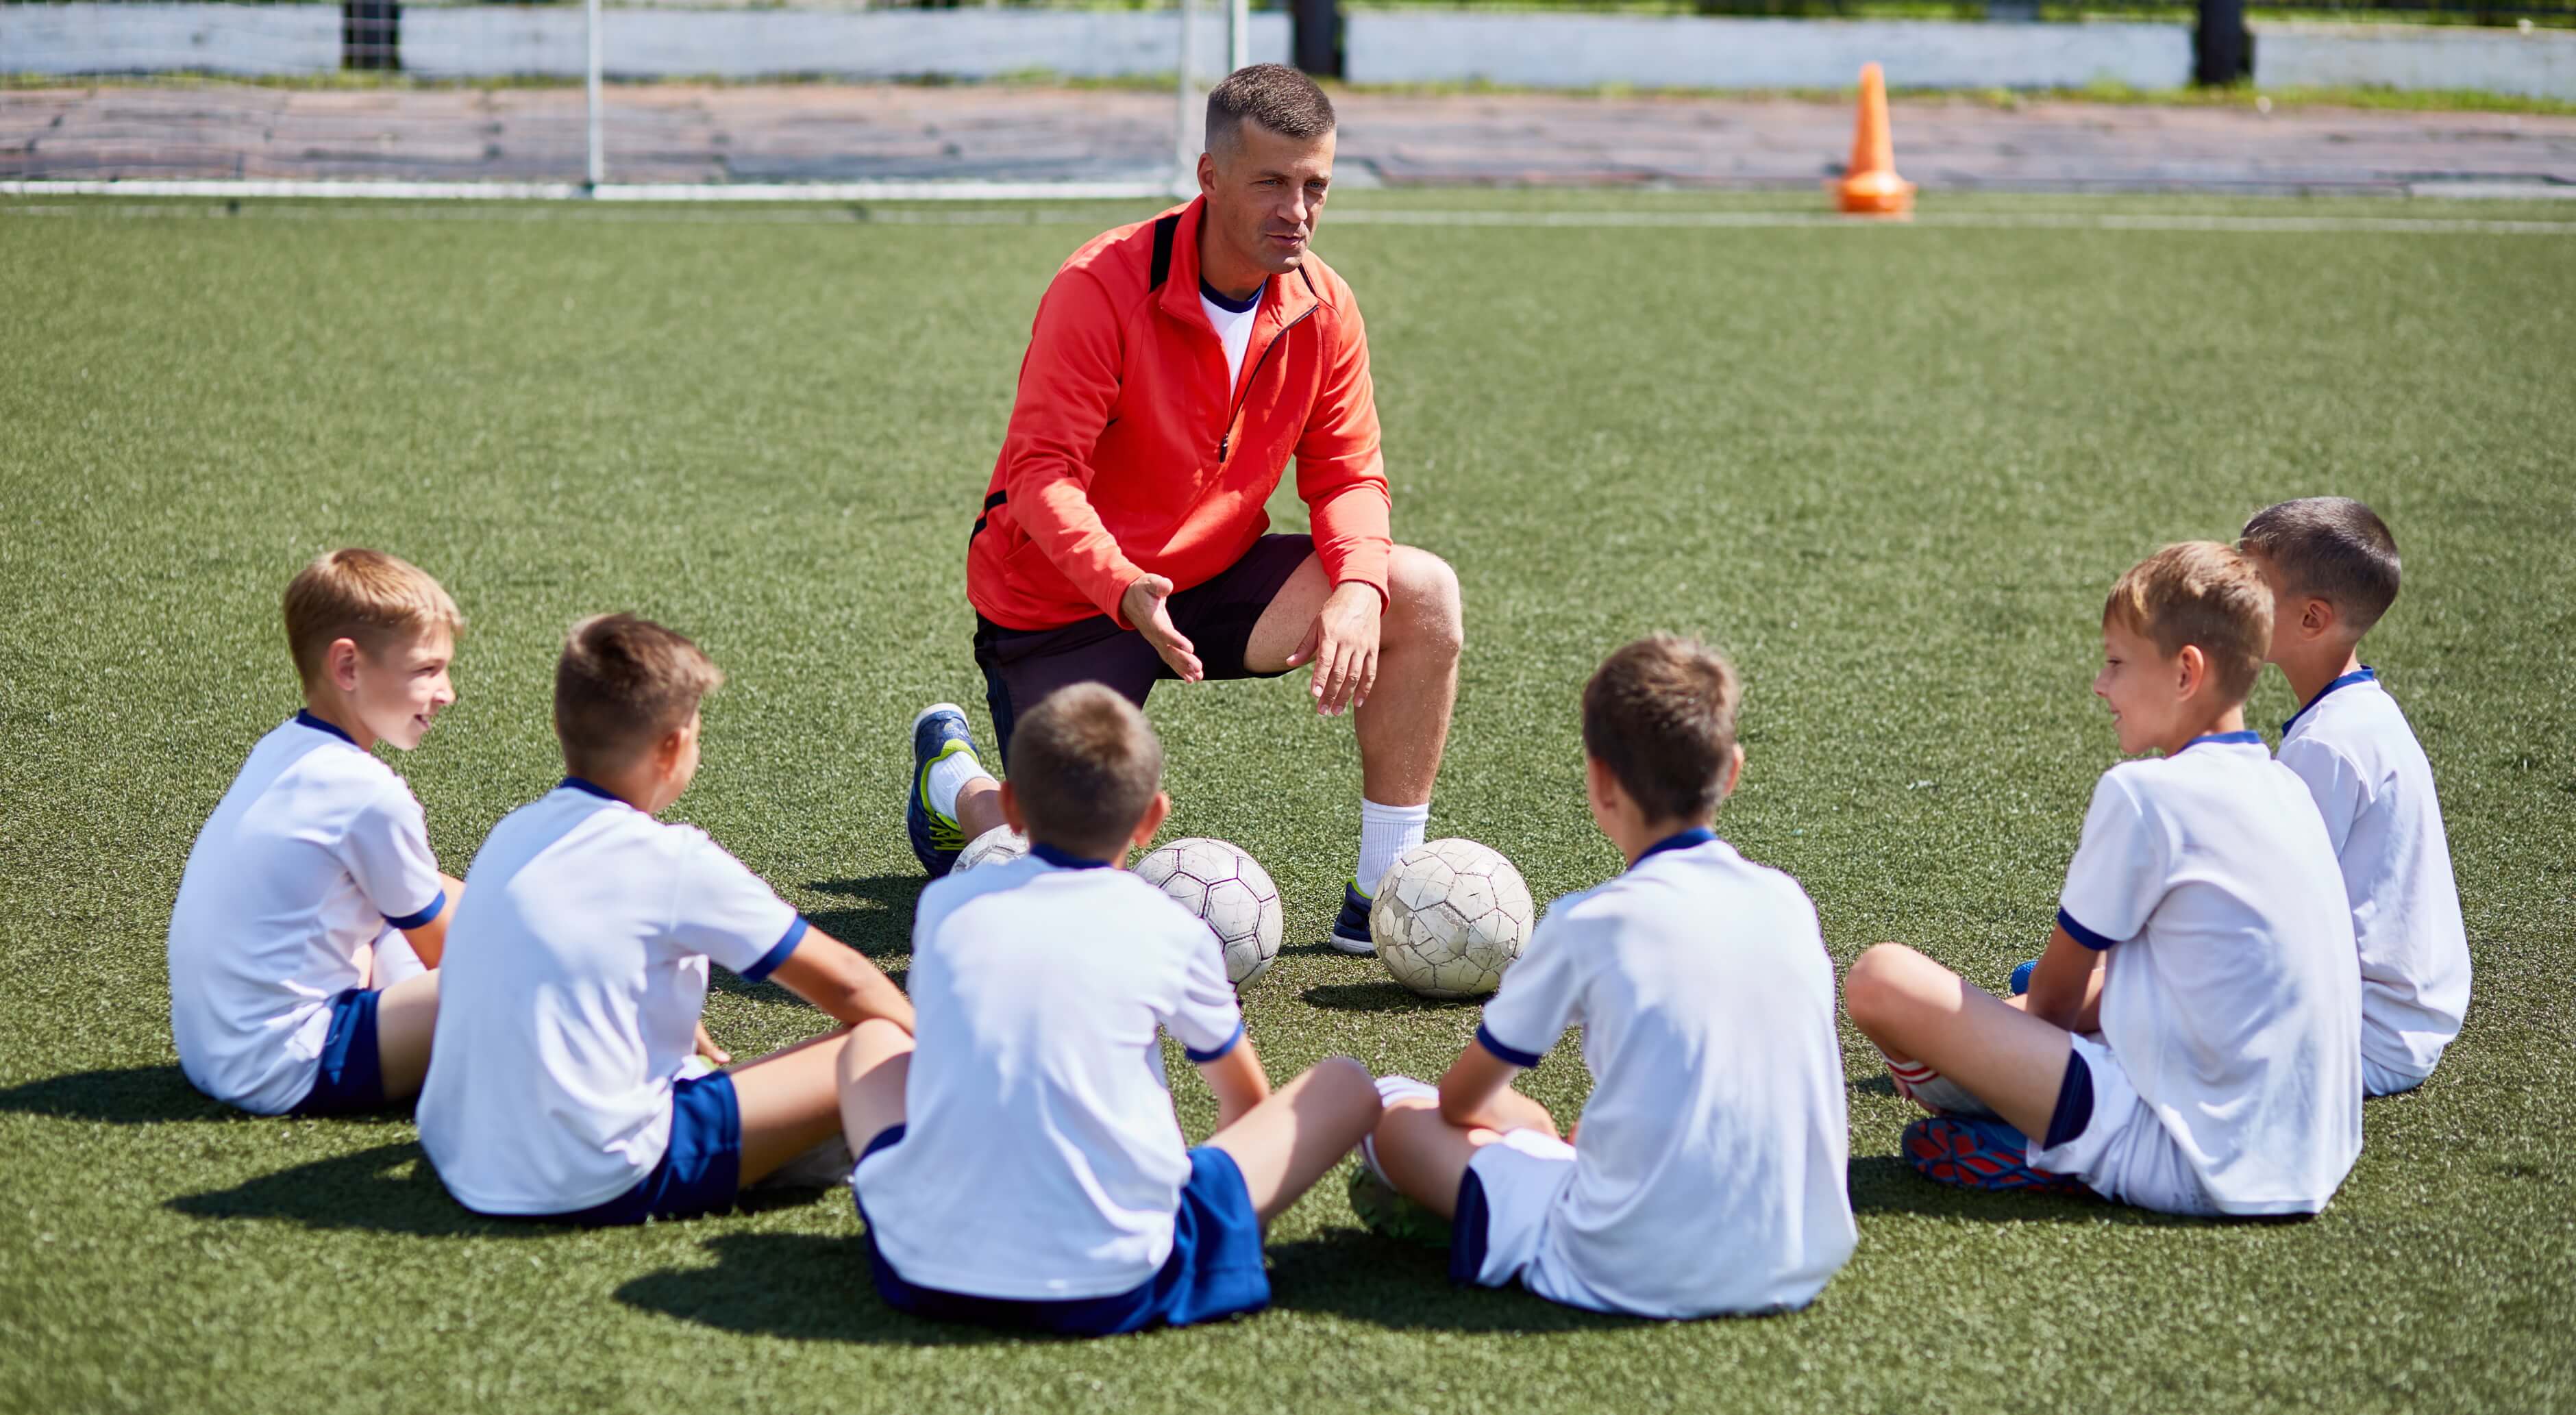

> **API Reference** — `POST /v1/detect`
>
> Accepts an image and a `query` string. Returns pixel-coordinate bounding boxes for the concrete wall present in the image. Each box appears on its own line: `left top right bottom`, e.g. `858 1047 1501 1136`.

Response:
1346 12 2193 90
2253 21 2576 102
4 4 2571 99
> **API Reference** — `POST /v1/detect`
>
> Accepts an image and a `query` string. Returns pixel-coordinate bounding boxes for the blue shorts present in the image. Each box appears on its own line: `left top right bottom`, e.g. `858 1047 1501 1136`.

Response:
550 1073 743 1227
289 988 386 1116
854 1126 1270 1336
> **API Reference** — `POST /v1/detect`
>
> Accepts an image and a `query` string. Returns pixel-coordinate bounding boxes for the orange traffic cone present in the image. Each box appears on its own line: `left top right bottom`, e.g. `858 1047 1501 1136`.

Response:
1833 62 1916 217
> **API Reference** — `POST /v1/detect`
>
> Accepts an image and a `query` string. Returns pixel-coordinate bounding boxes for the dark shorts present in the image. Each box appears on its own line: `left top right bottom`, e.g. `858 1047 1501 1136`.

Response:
974 533 1314 764
547 1072 743 1227
289 988 386 1116
854 1126 1271 1336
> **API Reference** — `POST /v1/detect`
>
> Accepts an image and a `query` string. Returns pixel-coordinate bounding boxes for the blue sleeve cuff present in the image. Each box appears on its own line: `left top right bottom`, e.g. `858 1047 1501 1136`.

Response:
2056 907 2122 951
1474 1022 1546 1070
382 889 446 932
739 916 808 983
1183 1019 1245 1065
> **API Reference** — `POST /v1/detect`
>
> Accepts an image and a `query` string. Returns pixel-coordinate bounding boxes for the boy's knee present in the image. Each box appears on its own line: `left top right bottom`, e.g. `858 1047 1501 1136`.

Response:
1311 1055 1385 1114
1843 942 1921 1033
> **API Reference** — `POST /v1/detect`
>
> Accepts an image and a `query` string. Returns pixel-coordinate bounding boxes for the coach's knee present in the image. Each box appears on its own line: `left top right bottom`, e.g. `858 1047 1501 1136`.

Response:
1387 547 1463 660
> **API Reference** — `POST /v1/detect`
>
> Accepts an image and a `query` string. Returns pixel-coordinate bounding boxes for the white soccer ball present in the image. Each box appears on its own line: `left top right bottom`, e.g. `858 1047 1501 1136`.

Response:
1135 836 1284 988
1372 839 1535 999
949 825 1030 875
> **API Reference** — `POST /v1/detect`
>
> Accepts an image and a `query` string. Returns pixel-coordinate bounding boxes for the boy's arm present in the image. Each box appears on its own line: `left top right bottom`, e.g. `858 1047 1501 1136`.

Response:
1194 1035 1271 1132
765 926 915 1034
2020 923 2106 1033
395 871 464 970
1435 1038 1527 1131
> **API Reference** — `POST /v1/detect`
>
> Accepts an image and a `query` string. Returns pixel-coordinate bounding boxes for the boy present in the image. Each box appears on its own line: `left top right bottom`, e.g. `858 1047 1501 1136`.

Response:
1848 542 2362 1216
417 614 913 1225
168 549 464 1116
2242 497 2470 1097
839 683 1381 1335
1357 636 1855 1319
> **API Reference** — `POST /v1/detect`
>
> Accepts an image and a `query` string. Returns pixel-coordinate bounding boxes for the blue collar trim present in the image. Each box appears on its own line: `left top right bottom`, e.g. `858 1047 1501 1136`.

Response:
559 776 620 801
2281 665 2377 736
1031 842 1113 871
294 710 358 747
1633 827 1717 868
1198 277 1261 315
2178 730 2264 753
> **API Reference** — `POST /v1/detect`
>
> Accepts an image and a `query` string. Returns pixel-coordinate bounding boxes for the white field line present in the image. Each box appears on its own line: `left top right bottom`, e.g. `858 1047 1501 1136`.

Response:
3 191 2574 236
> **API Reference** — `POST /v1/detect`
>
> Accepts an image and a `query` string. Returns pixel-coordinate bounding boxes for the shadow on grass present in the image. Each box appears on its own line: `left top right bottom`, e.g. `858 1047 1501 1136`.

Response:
0 1065 234 1125
169 1142 830 1236
614 1231 1026 1346
1849 1072 1900 1098
1846 1153 2216 1227
1262 1229 1660 1333
802 874 926 958
1300 981 1480 1014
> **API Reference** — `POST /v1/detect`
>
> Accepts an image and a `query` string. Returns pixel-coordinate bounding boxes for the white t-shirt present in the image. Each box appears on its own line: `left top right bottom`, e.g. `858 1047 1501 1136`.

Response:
2278 670 2470 1084
1474 831 1857 1318
168 712 446 1114
854 849 1245 1301
1200 279 1261 390
417 780 804 1215
2057 732 2363 1216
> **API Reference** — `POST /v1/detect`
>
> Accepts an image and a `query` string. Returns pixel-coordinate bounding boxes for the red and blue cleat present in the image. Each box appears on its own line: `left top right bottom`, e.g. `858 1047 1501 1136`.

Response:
1903 1115 2091 1197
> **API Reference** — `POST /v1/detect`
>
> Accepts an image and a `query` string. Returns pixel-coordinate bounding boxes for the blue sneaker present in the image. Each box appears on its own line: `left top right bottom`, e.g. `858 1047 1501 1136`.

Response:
2010 959 2037 997
906 703 983 877
1901 1116 2090 1197
1330 883 1376 956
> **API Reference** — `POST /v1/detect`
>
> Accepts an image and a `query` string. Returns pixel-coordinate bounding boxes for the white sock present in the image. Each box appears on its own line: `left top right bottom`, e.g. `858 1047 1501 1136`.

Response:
1360 1074 1437 1185
1357 799 1431 897
1882 1053 1998 1118
925 745 994 819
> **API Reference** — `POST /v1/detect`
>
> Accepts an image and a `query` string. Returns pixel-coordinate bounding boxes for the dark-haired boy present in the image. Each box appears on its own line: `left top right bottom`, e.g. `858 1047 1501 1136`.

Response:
2240 499 2469 1097
418 614 913 1225
1848 543 2362 1216
843 683 1381 1335
1359 637 1855 1318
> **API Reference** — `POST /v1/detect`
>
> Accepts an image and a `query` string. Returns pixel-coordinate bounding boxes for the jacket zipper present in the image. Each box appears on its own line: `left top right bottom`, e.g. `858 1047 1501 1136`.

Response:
1217 301 1320 466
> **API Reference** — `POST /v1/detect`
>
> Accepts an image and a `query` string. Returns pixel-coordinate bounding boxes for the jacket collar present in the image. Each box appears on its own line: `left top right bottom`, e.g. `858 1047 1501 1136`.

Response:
1156 197 1322 337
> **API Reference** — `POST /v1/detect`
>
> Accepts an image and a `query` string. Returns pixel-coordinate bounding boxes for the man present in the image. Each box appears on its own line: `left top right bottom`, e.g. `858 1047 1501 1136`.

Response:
903 64 1462 956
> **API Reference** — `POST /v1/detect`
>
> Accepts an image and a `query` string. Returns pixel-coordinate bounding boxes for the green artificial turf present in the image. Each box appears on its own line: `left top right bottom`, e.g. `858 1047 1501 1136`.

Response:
1 191 2571 1414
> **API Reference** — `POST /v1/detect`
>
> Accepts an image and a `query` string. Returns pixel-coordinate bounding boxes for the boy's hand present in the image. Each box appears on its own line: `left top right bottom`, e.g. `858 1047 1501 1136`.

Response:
693 1023 731 1067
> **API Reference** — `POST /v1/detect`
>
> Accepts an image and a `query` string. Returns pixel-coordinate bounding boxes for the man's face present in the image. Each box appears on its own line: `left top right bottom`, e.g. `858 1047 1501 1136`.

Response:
1199 122 1335 280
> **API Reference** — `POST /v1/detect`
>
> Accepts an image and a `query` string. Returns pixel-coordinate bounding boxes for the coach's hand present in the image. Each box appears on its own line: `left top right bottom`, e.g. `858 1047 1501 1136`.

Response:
1286 582 1382 717
1123 573 1204 684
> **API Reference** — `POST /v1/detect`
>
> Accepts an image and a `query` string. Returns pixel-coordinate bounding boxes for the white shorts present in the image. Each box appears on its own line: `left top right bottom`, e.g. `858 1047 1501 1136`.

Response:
2362 1055 2428 1098
1454 1127 1625 1312
2027 1034 2222 1217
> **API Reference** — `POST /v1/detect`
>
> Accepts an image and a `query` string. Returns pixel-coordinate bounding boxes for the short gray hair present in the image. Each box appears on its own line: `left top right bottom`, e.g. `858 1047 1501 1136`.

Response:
1206 64 1335 155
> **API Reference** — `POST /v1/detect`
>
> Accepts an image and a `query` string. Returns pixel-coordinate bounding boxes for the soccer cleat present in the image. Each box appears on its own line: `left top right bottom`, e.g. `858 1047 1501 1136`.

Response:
1346 1164 1449 1249
2010 959 2037 997
1330 883 1376 956
906 703 982 877
1902 1116 2090 1197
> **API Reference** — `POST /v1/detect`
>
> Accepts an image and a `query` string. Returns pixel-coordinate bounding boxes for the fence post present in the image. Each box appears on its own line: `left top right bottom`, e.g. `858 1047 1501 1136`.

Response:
1292 0 1339 77
1176 0 1200 195
1228 0 1249 75
2195 0 2251 86
340 1 399 71
586 0 604 187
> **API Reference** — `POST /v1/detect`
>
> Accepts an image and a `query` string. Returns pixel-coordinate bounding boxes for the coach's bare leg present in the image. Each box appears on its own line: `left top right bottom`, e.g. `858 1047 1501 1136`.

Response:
1247 547 1463 806
729 1028 856 1184
954 779 1006 845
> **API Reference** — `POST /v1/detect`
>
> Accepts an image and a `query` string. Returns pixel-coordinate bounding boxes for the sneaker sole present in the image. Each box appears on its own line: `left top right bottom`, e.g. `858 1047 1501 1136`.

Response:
1328 930 1377 957
911 701 967 736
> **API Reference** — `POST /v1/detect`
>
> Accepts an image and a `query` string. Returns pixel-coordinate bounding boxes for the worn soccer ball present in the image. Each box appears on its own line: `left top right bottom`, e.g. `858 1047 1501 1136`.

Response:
1135 836 1284 988
1372 839 1535 999
948 825 1030 875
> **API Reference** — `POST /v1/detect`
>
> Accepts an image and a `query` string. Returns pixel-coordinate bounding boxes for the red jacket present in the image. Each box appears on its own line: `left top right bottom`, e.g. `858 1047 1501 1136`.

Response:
966 198 1391 631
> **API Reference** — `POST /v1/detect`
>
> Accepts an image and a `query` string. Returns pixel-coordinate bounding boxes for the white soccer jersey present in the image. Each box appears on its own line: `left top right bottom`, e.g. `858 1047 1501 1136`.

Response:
1472 831 1857 1318
168 712 447 1114
2279 669 2470 1086
854 847 1245 1301
2056 732 2364 1215
417 780 804 1215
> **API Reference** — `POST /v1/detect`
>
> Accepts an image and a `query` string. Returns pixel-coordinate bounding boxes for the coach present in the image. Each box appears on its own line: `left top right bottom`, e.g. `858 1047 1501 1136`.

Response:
944 64 1461 955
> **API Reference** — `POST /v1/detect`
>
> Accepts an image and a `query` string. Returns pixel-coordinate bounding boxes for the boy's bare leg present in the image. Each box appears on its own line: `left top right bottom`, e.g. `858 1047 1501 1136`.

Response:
1367 1086 1563 1220
1844 942 2074 1140
729 1029 855 1184
835 1016 915 1156
373 969 441 1099
1206 1056 1383 1226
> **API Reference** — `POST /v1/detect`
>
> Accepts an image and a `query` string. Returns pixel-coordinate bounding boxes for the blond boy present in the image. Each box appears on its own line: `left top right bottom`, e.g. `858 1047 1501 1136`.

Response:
1848 543 2362 1216
168 549 464 1116
418 614 912 1225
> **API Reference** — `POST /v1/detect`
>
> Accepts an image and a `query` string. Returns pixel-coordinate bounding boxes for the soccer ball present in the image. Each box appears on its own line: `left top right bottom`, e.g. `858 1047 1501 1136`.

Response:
1135 837 1283 988
949 825 1029 875
1371 839 1535 999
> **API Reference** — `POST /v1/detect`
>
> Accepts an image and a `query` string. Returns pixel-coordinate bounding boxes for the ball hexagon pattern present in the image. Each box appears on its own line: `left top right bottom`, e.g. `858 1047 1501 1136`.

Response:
1135 837 1284 988
948 825 1029 875
1370 838 1535 999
